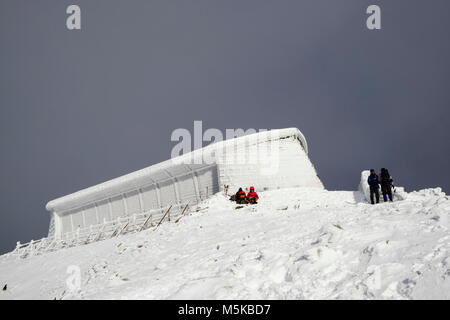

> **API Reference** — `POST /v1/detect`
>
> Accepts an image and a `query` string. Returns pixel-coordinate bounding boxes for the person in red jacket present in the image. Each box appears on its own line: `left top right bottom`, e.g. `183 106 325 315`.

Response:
246 186 259 204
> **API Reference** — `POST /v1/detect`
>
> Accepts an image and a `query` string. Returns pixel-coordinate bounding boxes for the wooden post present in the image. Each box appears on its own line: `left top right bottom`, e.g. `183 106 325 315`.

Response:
117 221 130 237
174 203 190 223
139 214 153 232
181 203 190 216
154 205 173 230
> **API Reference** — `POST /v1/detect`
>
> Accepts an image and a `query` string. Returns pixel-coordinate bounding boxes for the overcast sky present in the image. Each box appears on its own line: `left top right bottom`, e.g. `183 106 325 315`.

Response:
1 0 449 254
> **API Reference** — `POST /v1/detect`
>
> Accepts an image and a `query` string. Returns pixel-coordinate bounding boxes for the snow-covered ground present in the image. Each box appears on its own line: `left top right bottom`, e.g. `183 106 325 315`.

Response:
0 187 449 300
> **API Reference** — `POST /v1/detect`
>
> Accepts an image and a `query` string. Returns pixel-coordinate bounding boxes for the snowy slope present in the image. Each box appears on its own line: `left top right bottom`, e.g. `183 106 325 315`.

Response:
0 187 449 300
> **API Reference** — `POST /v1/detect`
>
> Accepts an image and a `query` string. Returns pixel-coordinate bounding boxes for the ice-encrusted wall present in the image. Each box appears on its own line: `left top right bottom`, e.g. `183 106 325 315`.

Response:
46 128 323 238
217 137 323 192
47 163 219 238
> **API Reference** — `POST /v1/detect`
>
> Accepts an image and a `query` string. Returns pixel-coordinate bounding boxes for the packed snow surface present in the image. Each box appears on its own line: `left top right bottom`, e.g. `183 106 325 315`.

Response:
1 187 449 300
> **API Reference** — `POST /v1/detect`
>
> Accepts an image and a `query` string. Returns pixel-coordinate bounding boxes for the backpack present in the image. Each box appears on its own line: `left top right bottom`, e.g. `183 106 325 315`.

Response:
380 169 391 184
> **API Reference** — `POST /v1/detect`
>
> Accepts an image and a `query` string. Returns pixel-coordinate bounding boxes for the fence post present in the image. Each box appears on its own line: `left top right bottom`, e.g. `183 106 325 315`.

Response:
29 240 34 256
110 217 122 238
139 214 154 232
15 241 20 258
35 238 45 253
117 221 130 237
174 203 190 223
87 225 93 243
155 205 173 230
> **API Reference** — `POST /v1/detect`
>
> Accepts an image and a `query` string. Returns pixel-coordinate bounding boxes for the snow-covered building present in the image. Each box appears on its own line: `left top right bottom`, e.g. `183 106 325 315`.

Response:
46 128 323 239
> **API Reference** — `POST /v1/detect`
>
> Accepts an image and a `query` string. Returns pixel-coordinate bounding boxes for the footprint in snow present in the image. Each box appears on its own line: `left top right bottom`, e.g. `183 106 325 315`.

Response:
397 278 417 298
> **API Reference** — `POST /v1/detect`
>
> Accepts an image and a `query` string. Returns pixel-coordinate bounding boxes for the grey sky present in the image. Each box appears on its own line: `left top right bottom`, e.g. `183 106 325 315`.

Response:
1 0 449 254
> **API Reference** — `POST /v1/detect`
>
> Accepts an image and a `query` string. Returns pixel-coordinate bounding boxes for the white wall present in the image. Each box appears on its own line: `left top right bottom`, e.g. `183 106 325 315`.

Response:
48 164 218 238
218 136 323 193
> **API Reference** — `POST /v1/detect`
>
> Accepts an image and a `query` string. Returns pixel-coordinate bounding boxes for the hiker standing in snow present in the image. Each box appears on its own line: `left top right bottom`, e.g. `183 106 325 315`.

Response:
379 168 394 202
367 169 380 204
246 186 259 204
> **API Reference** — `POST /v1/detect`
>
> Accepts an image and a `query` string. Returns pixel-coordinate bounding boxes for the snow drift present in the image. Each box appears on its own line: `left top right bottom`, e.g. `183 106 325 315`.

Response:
1 186 449 300
1 127 448 300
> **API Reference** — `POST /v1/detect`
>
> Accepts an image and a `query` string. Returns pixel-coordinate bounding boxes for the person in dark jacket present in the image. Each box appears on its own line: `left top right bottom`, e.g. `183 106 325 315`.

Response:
379 168 393 202
367 169 380 204
246 186 259 204
235 188 247 204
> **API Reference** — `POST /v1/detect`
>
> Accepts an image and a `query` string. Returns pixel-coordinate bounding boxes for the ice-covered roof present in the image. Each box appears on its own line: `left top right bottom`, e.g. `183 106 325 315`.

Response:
46 128 308 213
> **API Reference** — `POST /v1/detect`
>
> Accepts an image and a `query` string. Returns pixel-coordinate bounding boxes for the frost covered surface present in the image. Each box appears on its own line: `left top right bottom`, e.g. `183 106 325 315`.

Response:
1 187 449 300
45 128 322 238
46 127 311 213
